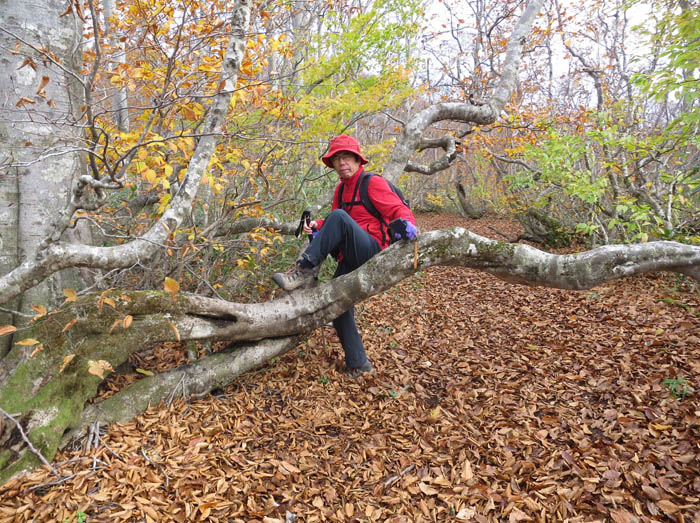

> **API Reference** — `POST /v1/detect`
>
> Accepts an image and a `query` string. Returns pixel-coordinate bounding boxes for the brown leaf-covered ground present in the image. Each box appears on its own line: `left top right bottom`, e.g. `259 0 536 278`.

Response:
1 214 699 522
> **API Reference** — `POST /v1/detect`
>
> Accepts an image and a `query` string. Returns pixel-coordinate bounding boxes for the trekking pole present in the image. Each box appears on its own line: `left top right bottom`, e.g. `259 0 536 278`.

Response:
295 209 313 242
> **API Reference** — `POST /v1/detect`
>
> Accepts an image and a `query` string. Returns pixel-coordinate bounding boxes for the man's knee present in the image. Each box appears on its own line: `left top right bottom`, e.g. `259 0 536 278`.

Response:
326 209 351 225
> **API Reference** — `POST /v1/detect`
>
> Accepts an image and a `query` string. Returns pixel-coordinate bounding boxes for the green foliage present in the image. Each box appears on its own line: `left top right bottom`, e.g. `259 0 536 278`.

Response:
662 377 694 400
508 115 700 246
64 510 87 523
632 0 700 134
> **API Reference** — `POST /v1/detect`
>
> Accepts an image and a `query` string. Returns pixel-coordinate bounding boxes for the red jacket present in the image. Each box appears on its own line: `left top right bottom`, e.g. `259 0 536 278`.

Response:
317 167 416 249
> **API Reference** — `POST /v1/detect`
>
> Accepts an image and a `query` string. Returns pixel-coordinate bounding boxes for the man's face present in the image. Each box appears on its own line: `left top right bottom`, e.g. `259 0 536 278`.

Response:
331 152 361 179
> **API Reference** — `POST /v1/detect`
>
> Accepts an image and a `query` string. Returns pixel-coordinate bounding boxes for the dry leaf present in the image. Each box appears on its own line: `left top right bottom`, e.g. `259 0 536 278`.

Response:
610 510 640 523
63 288 78 302
123 315 133 329
109 319 121 333
462 460 474 481
656 499 680 514
508 507 532 522
164 277 180 300
418 483 439 496
36 75 50 98
102 297 116 308
15 338 40 346
59 354 76 373
641 485 661 501
170 322 180 341
0 325 17 337
61 318 77 333
87 360 113 380
31 304 47 321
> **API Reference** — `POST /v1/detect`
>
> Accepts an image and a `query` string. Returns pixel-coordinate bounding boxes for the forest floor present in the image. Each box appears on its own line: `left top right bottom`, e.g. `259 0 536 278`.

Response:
1 213 699 522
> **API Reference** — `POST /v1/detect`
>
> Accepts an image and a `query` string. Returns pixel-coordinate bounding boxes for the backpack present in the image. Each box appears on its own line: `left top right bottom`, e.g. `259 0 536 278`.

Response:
337 171 410 245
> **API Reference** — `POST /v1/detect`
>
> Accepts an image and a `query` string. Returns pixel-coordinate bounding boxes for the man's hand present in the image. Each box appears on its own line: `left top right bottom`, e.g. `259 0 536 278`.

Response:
303 220 318 236
389 219 418 241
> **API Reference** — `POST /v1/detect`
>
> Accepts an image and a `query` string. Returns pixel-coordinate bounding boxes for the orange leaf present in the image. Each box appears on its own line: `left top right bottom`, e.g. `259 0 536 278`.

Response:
109 319 121 333
59 354 76 372
61 318 77 333
36 75 50 98
16 97 36 107
29 344 44 358
123 315 133 329
0 325 17 337
63 288 78 303
18 57 37 71
102 297 116 308
170 322 180 341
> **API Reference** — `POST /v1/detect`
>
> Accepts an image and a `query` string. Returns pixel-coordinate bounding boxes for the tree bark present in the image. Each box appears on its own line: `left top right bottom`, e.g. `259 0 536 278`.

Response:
0 0 86 326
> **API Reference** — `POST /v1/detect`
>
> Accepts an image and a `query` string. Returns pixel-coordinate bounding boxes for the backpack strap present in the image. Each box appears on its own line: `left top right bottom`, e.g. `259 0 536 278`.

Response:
337 171 369 212
337 171 391 246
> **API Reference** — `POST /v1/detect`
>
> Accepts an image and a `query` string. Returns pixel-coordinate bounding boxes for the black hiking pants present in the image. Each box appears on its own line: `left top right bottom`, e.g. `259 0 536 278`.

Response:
300 209 381 369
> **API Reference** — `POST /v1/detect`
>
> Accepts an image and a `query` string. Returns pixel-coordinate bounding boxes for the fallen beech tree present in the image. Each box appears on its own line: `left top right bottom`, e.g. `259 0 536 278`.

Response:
2 229 699 482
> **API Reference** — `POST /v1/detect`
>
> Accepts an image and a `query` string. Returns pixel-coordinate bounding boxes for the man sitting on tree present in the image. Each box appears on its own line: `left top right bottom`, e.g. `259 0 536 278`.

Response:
272 135 417 378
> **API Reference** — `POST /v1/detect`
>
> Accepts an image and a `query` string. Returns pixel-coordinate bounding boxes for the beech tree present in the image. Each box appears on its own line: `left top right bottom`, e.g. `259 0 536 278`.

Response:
1 0 699 484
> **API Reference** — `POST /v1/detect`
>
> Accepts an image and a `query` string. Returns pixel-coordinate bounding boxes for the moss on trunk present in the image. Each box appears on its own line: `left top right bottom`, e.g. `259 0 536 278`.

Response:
0 290 212 484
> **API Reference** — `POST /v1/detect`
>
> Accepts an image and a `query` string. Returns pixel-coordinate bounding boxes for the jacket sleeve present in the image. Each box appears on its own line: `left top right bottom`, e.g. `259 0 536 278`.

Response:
367 176 416 226
315 184 341 230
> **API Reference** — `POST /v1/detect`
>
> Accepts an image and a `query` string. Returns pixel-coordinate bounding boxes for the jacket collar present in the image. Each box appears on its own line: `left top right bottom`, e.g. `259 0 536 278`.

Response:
341 166 364 187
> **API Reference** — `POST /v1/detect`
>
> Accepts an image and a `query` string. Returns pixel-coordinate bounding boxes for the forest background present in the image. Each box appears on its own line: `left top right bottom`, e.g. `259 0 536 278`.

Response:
0 0 698 512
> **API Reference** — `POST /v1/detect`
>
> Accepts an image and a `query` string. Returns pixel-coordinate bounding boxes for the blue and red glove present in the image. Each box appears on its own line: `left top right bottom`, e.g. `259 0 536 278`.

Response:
389 219 418 241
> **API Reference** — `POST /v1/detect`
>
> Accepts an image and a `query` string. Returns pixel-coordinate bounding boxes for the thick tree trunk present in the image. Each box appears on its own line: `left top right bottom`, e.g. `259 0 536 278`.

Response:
0 0 86 320
1 228 699 483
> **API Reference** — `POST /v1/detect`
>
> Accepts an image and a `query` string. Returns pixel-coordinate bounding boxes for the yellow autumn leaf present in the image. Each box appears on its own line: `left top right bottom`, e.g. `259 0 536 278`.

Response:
29 344 44 358
0 325 17 337
164 277 180 301
59 354 76 373
63 288 78 303
650 423 672 431
15 338 40 346
123 315 133 329
136 368 154 376
144 168 157 184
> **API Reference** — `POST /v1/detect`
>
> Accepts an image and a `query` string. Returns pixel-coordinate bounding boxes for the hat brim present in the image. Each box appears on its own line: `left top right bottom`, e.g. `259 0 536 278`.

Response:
322 150 369 168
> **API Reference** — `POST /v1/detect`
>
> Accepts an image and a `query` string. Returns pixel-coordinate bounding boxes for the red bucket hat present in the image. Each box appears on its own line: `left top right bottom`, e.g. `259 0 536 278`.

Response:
321 135 368 168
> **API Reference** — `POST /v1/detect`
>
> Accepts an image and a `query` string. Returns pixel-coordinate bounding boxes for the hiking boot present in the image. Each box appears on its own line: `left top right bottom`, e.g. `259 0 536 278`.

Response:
346 361 373 379
272 262 318 291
